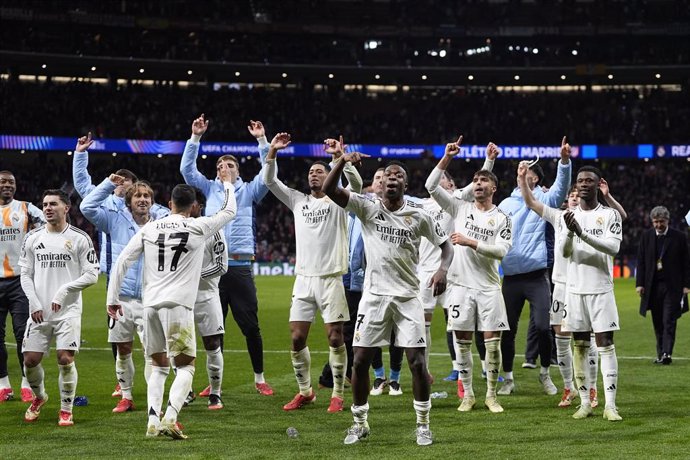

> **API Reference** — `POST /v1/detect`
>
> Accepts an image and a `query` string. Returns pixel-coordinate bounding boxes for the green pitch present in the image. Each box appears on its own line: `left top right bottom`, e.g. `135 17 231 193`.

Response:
1 277 688 459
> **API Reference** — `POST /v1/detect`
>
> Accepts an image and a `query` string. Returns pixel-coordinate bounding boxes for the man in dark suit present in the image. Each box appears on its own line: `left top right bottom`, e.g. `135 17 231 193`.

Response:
636 206 690 364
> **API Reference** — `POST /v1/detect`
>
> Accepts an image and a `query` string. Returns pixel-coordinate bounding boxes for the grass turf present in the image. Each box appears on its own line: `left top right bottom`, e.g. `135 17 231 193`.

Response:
1 276 689 459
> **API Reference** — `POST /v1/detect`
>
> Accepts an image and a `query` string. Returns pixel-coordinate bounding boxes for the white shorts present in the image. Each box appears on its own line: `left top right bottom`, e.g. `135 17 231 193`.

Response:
194 293 225 337
108 297 145 344
144 306 196 358
352 292 426 348
550 282 566 326
417 272 447 315
23 317 81 355
445 284 509 332
289 275 349 324
561 291 620 334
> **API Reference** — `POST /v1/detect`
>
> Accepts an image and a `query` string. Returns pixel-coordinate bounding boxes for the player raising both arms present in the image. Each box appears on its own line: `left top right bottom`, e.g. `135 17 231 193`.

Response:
20 189 99 426
323 154 453 446
107 180 237 439
264 134 362 413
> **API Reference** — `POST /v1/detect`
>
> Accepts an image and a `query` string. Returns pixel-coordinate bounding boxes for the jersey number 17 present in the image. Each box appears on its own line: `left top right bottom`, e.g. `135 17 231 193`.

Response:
156 232 189 272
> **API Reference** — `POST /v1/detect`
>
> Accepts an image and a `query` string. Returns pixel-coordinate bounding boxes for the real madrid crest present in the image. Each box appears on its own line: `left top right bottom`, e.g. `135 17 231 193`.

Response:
64 240 73 251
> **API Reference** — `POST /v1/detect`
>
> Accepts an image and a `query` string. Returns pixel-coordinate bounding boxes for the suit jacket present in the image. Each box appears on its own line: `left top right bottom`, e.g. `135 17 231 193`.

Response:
636 227 690 316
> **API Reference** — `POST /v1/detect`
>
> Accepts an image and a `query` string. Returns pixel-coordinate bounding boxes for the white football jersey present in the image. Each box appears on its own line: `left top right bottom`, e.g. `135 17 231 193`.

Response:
19 225 99 321
562 204 622 294
1 200 45 278
450 200 512 291
266 163 349 277
346 193 447 298
541 206 569 285
107 185 236 310
197 231 228 303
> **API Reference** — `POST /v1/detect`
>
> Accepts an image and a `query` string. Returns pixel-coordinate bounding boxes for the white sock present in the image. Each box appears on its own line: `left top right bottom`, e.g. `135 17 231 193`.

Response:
424 321 432 371
555 335 573 390
254 372 265 384
454 340 463 372
291 347 312 396
598 345 618 409
25 364 46 400
573 340 590 406
164 364 194 424
351 402 369 425
413 399 431 425
144 356 152 384
587 337 599 390
484 337 501 398
21 375 30 389
329 345 347 399
116 353 135 400
456 339 474 397
504 371 513 381
147 366 169 426
58 362 78 412
206 348 223 396
0 376 9 388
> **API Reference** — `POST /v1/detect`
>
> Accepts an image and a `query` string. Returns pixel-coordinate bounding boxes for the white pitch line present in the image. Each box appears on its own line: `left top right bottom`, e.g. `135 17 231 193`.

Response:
3 342 686 360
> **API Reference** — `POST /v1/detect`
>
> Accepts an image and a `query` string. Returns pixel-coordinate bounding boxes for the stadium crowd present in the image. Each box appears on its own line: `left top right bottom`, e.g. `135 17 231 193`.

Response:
2 80 690 145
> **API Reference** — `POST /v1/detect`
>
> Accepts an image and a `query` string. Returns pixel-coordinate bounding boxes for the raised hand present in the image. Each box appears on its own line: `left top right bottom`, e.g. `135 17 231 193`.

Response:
598 177 610 197
560 136 571 162
323 138 342 158
517 160 531 179
342 151 370 164
247 120 265 138
109 174 125 186
192 114 209 136
75 132 94 153
444 135 463 157
270 132 292 151
563 210 583 236
486 142 499 160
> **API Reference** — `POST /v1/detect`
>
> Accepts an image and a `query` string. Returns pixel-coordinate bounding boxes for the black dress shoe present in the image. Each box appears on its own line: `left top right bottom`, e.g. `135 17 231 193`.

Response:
662 354 672 365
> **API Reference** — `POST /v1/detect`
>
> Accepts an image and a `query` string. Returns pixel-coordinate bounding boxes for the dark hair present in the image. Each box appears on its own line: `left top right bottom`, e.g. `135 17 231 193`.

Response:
577 165 602 180
42 188 70 205
124 182 154 211
442 170 454 183
384 160 409 181
171 184 196 210
310 161 331 172
192 186 206 209
474 169 499 186
115 169 138 183
217 154 239 168
0 170 14 177
529 164 544 185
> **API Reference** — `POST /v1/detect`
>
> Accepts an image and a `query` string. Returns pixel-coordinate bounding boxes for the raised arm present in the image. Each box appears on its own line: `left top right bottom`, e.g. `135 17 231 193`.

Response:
197 182 238 236
425 136 464 214
543 136 572 207
456 142 499 201
180 114 213 195
599 178 628 220
79 175 123 232
72 132 96 198
323 152 367 209
263 132 300 208
247 120 272 204
201 232 228 280
325 137 364 193
518 160 546 216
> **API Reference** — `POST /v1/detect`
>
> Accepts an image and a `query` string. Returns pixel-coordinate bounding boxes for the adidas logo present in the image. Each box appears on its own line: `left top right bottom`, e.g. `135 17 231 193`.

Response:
302 204 309 211
36 243 45 250
589 360 596 365
62 398 72 403
149 407 157 416
459 370 469 375
337 313 344 319
118 378 125 383
417 337 425 344
498 322 506 328
216 326 224 332
296 373 303 378
468 214 474 221
609 322 617 328
375 212 385 221
211 376 220 381
68 342 77 348
558 361 565 366
606 384 616 391
334 374 342 380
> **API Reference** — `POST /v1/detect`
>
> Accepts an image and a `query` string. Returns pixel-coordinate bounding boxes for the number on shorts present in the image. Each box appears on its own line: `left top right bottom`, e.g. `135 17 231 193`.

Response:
156 232 190 271
450 305 460 319
355 313 365 331
551 300 561 314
